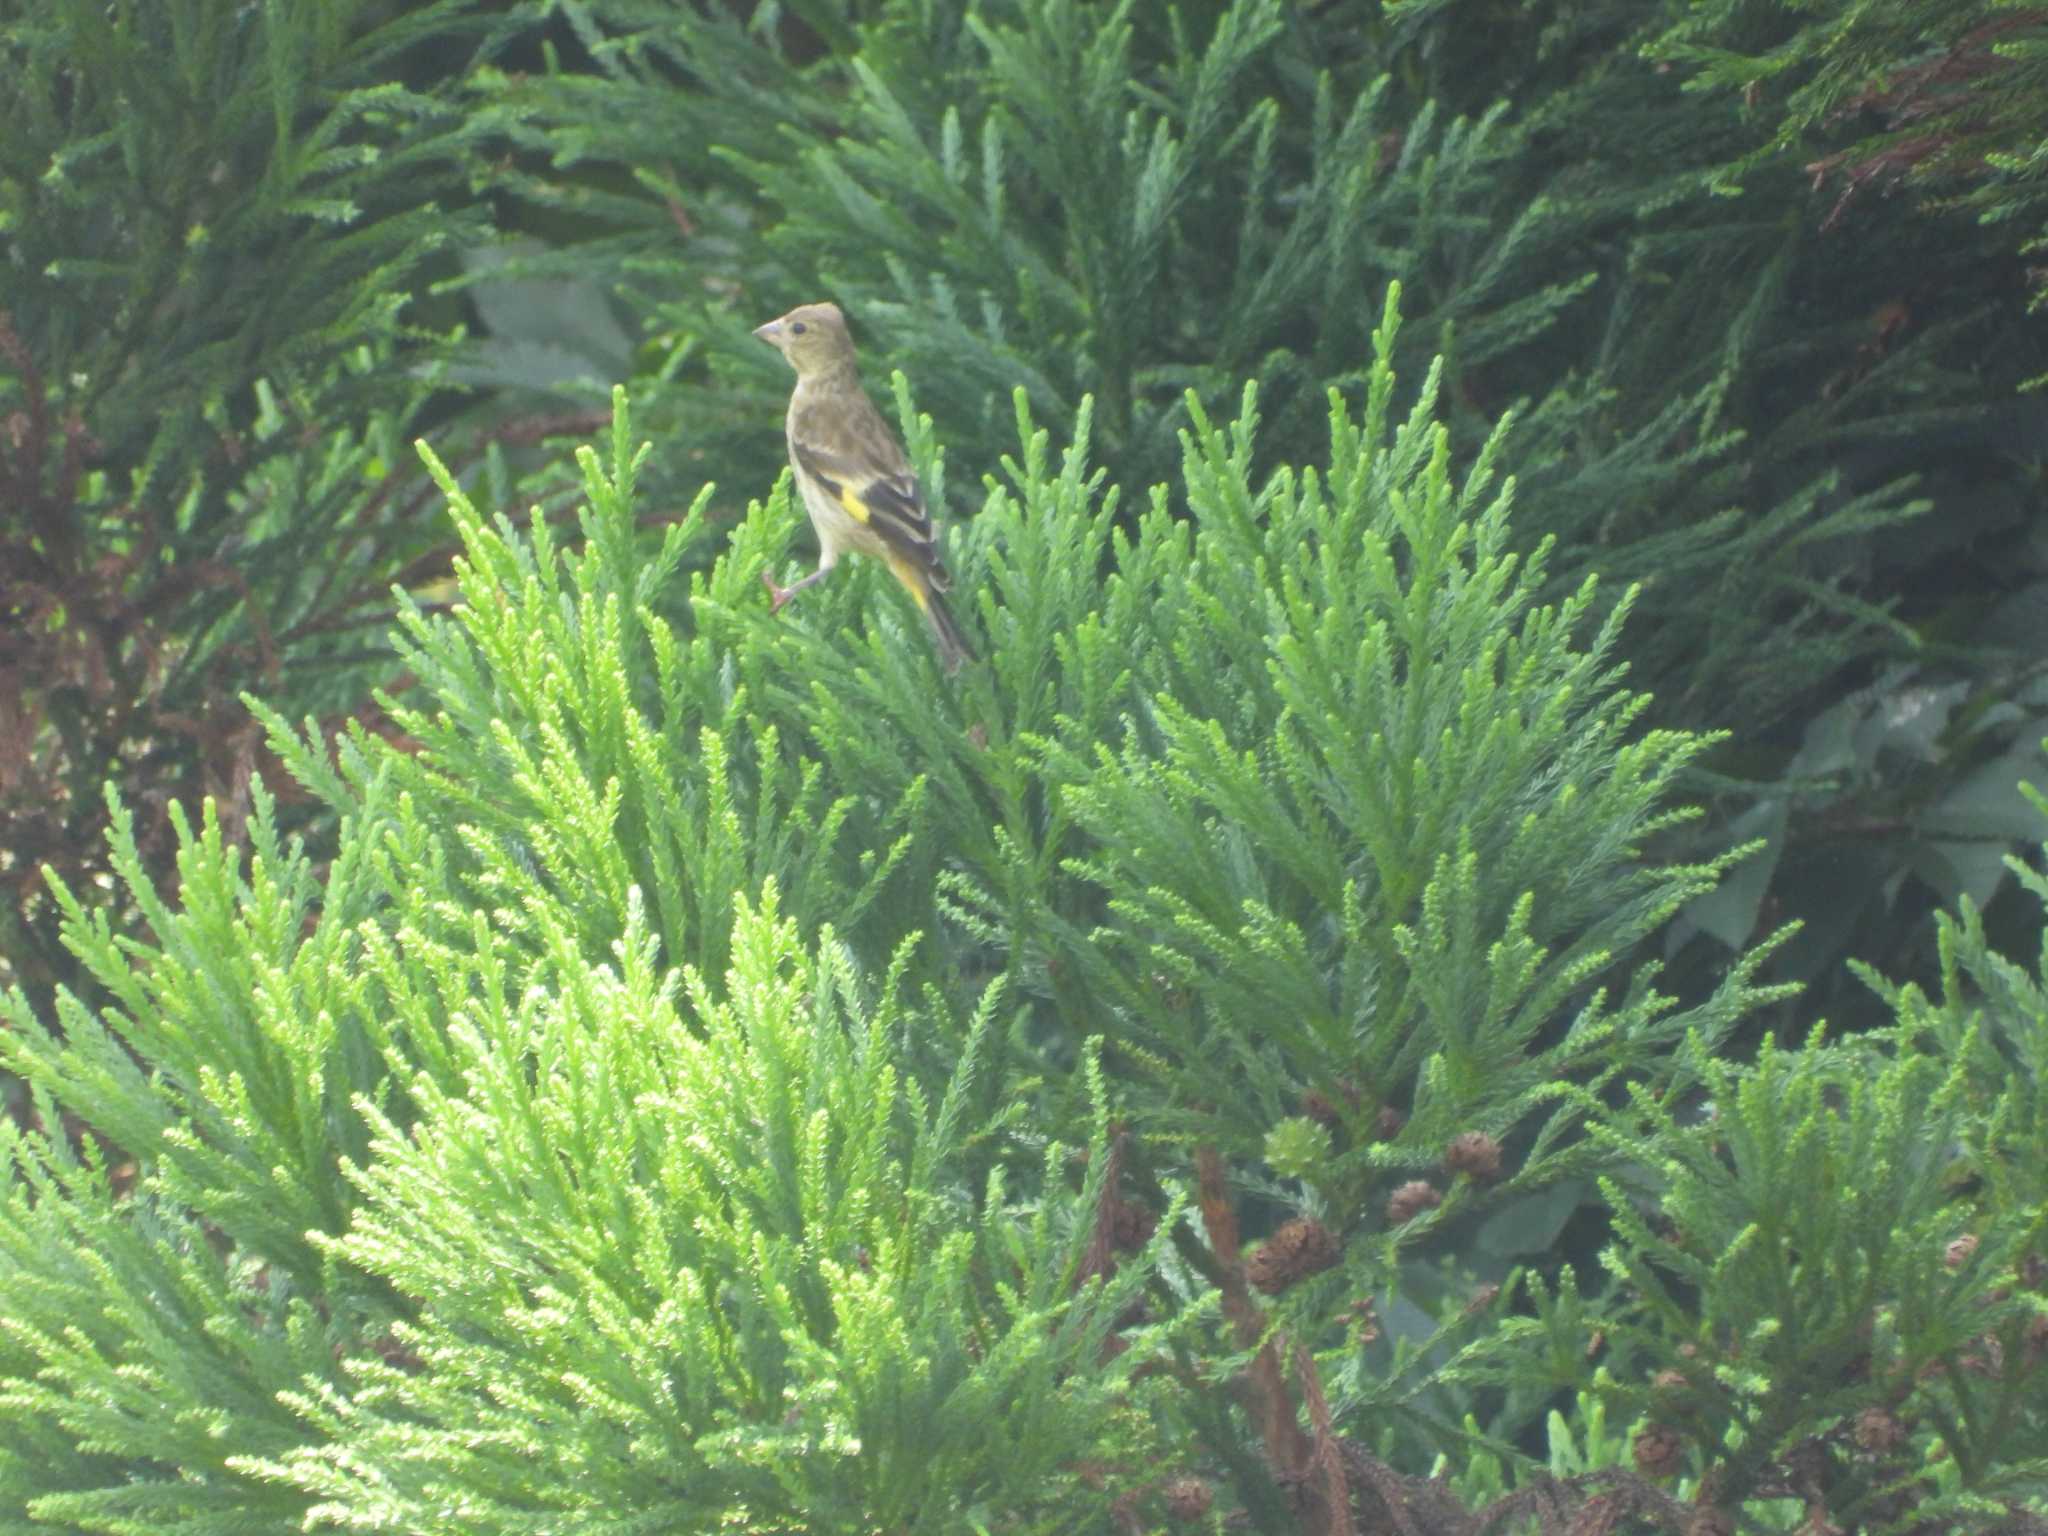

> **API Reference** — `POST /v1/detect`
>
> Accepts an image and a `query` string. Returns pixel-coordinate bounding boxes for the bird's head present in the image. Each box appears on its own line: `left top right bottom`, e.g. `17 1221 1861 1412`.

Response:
753 302 856 377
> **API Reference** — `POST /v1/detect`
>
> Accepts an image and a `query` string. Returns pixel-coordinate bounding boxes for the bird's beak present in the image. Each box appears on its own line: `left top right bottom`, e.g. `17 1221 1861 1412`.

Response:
752 319 782 344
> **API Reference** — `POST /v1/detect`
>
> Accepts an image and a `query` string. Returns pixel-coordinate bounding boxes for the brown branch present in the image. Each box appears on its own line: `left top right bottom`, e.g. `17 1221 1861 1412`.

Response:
1296 1339 1354 1536
1077 1123 1131 1288
1194 1144 1324 1526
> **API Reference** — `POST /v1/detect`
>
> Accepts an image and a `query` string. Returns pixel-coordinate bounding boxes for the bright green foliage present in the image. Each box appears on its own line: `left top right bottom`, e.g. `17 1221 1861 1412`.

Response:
0 1131 346 1535
1876 784 2048 1226
0 778 431 1526
18 788 376 1278
255 891 1162 1535
1 842 1158 1532
3 295 2043 1529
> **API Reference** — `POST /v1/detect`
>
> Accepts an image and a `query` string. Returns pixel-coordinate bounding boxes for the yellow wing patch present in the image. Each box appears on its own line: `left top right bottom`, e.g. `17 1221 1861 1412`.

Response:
838 485 872 525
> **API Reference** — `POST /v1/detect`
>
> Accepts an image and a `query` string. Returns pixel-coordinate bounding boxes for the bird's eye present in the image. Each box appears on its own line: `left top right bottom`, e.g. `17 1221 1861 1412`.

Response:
790 321 808 335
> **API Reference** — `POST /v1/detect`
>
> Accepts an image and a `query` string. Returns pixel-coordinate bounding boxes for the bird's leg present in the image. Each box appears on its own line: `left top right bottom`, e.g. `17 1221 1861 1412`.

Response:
762 565 830 614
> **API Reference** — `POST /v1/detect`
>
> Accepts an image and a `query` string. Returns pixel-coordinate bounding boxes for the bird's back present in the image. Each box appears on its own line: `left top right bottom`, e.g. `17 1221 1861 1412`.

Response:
787 368 912 480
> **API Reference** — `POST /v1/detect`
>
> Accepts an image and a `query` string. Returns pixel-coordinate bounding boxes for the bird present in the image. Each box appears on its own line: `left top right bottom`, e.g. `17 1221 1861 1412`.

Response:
753 301 975 673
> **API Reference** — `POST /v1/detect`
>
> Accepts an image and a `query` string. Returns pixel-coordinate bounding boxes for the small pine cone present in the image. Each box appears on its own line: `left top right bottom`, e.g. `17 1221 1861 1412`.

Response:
1651 1368 1688 1394
1961 1344 1999 1375
1781 1439 1825 1489
1463 1282 1501 1317
1684 1509 1734 1536
1301 1089 1340 1127
1385 1179 1441 1224
367 1333 425 1373
1161 1476 1212 1522
1443 1131 1503 1181
1110 1199 1157 1253
1633 1423 1684 1479
1573 1493 1624 1536
1246 1217 1341 1295
1376 1105 1406 1141
1853 1406 1905 1454
2025 1311 2048 1364
1946 1233 1979 1268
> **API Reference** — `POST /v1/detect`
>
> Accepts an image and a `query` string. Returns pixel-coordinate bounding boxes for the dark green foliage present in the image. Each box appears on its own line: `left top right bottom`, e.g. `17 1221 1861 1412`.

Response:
0 0 520 1004
1594 1027 2048 1523
1646 0 2048 355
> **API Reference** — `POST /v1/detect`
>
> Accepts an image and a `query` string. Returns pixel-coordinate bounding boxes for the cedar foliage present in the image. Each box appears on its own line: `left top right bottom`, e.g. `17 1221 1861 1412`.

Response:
0 0 521 1006
4 321 2046 1528
467 0 2048 1021
7 1 2048 1530
1645 0 2048 364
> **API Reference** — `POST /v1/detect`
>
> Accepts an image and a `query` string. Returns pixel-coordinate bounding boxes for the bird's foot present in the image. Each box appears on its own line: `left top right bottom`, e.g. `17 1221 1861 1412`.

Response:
761 568 795 613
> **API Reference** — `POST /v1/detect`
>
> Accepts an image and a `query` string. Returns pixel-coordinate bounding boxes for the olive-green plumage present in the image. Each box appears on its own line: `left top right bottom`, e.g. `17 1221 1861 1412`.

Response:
754 301 974 673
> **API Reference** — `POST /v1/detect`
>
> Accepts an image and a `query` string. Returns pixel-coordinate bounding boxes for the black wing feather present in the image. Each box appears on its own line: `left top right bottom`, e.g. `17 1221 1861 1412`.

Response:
790 438 941 565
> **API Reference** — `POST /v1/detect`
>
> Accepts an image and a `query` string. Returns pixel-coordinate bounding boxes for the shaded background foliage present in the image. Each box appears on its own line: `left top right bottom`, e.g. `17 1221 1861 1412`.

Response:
0 0 530 1012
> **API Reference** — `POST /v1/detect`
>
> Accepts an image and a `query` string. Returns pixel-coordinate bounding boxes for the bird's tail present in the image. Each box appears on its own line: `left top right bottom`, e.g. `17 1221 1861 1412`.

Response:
883 548 977 674
923 586 976 674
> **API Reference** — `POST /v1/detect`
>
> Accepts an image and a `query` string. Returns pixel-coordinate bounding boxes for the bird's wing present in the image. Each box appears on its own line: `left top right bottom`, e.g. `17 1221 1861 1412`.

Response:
789 434 943 572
